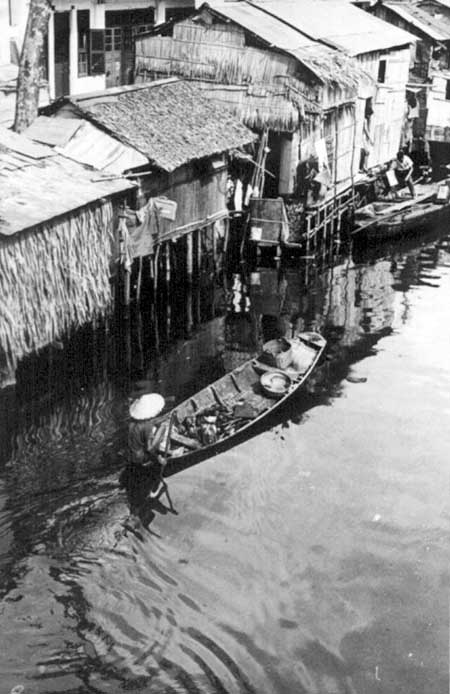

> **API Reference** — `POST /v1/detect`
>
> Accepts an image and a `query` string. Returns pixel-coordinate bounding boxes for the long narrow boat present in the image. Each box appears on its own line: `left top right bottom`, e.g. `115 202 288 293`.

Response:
352 180 450 242
159 331 326 470
353 198 450 241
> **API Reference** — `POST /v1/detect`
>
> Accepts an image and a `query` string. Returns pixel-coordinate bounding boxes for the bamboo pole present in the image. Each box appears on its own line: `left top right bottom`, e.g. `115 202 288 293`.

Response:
165 242 171 339
305 215 311 286
186 232 193 333
124 268 131 310
196 228 202 323
212 223 217 273
136 255 143 305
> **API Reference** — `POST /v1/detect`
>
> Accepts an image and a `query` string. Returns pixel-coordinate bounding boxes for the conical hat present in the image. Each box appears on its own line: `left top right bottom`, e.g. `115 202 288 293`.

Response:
129 393 165 420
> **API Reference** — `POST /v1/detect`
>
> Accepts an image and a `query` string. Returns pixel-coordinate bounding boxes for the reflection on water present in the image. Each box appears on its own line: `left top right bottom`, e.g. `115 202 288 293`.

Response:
0 228 449 693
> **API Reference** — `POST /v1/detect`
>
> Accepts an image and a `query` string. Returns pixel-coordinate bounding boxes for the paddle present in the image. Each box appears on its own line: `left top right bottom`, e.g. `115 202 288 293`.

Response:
150 410 177 511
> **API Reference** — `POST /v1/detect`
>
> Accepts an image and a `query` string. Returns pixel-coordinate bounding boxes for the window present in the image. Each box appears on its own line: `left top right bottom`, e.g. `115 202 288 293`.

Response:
105 27 122 52
165 7 193 22
445 80 450 100
90 29 105 75
377 59 386 83
78 10 89 77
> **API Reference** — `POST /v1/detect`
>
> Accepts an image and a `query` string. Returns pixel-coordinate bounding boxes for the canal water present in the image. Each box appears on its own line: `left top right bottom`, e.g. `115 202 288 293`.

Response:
0 229 449 694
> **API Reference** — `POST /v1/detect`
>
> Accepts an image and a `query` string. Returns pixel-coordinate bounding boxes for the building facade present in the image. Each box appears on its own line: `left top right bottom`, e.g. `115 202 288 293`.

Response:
0 0 195 107
370 0 450 171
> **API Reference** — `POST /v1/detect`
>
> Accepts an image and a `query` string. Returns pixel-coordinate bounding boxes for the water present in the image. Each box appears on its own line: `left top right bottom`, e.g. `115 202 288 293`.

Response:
0 230 449 694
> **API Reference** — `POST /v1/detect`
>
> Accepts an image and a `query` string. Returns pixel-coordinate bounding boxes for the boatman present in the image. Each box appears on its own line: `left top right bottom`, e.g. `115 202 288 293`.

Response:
394 150 415 198
128 392 166 499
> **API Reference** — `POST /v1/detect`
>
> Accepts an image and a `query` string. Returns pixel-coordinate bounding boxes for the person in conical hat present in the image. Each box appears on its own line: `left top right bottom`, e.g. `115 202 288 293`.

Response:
128 393 167 500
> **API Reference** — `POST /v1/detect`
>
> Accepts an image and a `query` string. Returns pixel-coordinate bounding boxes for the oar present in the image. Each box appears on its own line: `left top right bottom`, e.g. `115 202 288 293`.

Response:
152 410 177 510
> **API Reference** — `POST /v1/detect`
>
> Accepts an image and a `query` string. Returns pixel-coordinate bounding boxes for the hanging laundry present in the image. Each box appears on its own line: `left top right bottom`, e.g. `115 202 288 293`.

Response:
234 179 243 212
315 138 329 171
126 199 161 259
118 215 132 272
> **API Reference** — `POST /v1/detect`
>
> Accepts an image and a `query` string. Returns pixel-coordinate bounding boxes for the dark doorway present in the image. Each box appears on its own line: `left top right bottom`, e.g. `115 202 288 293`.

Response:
54 11 70 97
429 140 450 180
263 132 283 198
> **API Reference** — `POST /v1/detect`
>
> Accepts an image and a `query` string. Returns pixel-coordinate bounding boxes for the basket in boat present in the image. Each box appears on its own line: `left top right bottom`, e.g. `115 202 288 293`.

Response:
260 337 293 369
260 370 292 399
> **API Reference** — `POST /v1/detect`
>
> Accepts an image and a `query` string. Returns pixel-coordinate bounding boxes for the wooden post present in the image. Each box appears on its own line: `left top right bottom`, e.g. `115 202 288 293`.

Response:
186 232 193 333
124 267 131 310
223 217 229 266
136 255 143 305
165 242 171 339
305 215 311 285
196 228 202 323
211 223 217 273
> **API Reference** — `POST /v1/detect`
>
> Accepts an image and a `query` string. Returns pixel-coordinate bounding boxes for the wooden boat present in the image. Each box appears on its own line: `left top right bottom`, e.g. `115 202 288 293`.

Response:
352 181 450 242
157 331 326 469
353 199 450 241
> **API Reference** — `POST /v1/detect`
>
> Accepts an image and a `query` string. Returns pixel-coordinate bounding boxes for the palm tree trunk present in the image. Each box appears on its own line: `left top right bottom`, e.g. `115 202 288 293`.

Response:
14 0 50 133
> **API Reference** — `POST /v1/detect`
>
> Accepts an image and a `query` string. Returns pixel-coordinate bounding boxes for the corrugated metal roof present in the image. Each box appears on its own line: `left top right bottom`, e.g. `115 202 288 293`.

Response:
384 1 450 41
247 0 416 54
57 120 148 173
432 0 450 10
0 128 135 236
25 114 148 173
0 126 54 159
24 115 82 147
209 2 317 50
208 1 370 85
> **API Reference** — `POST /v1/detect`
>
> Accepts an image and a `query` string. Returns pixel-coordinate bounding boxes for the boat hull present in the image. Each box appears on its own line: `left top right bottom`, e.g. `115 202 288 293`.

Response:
155 332 327 474
355 201 450 242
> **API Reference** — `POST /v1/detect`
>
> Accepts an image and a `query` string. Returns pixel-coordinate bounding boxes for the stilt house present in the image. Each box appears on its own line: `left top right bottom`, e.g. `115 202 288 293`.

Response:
134 0 414 198
39 79 255 241
36 79 255 305
369 0 450 171
0 127 135 384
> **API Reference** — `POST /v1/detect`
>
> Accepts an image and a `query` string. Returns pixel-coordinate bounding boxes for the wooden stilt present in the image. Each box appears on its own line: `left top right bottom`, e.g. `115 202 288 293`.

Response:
186 232 193 333
223 217 229 264
305 216 311 285
136 255 143 304
124 268 131 310
166 242 171 339
211 223 217 273
196 228 201 323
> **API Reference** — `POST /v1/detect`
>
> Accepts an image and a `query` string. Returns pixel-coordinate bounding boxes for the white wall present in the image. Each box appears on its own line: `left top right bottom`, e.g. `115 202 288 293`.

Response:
50 0 194 97
0 0 28 66
357 47 412 166
426 71 450 140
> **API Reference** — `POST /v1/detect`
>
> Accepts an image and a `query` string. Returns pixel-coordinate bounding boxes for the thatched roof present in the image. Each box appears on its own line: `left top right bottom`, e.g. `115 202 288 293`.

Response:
44 79 256 173
0 127 134 236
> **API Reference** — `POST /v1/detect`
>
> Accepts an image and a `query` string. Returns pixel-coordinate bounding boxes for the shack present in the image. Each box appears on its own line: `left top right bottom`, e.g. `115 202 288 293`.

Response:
135 1 414 190
0 126 135 385
37 78 255 305
134 2 370 200
370 0 450 172
134 1 413 251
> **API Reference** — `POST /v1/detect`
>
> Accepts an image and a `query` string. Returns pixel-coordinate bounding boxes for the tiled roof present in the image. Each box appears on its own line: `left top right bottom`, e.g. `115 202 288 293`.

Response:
51 79 256 172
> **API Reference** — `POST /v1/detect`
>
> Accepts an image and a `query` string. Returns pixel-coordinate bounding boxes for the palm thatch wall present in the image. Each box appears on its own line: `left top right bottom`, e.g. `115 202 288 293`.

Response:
0 200 115 372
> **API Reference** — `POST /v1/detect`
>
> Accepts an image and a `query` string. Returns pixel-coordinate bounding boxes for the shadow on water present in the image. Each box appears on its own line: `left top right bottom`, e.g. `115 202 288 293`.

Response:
0 224 450 692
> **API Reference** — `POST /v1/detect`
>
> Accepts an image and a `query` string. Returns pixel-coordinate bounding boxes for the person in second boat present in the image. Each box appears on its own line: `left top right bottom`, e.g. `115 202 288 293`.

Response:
128 393 167 499
394 150 415 198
